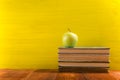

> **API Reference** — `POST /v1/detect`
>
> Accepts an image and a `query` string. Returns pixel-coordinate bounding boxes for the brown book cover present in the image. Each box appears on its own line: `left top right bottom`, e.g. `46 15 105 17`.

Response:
59 47 110 54
59 49 109 54
59 53 109 62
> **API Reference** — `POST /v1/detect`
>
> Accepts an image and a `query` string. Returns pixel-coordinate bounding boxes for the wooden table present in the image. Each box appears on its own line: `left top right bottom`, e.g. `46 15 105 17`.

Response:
0 69 119 80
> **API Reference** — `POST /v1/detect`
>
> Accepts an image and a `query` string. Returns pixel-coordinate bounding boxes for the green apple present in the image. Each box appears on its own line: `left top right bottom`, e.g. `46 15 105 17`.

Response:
62 29 78 48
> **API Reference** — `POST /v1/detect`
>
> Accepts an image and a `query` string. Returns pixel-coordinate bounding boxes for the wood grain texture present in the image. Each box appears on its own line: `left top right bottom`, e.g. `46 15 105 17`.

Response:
0 69 33 80
0 69 119 80
83 73 116 80
109 70 120 80
26 70 57 80
55 72 85 80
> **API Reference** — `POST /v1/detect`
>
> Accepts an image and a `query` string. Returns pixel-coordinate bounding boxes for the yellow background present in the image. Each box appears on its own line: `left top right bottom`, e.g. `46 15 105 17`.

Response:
0 0 120 70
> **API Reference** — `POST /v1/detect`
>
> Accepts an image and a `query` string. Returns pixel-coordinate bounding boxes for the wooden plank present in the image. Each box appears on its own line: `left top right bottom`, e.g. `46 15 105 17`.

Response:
0 69 32 80
0 69 120 80
55 72 85 80
83 73 116 80
109 70 120 80
26 69 57 80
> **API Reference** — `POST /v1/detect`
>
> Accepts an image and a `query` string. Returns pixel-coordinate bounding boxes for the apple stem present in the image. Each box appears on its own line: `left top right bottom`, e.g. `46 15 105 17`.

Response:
68 28 71 32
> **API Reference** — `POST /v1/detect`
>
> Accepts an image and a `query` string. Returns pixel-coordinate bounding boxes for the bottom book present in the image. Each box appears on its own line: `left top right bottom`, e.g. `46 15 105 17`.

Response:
59 62 109 68
59 67 109 73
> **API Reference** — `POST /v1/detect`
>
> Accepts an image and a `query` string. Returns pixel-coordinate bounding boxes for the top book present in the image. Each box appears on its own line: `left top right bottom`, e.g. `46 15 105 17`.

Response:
59 47 110 49
58 47 110 54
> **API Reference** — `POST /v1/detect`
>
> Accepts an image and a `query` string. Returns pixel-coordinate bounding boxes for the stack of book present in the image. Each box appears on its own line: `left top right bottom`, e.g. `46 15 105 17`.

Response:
58 47 110 72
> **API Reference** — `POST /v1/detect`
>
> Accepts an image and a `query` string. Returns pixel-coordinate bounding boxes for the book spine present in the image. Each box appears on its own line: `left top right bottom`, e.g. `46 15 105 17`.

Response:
59 62 109 68
59 54 109 62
